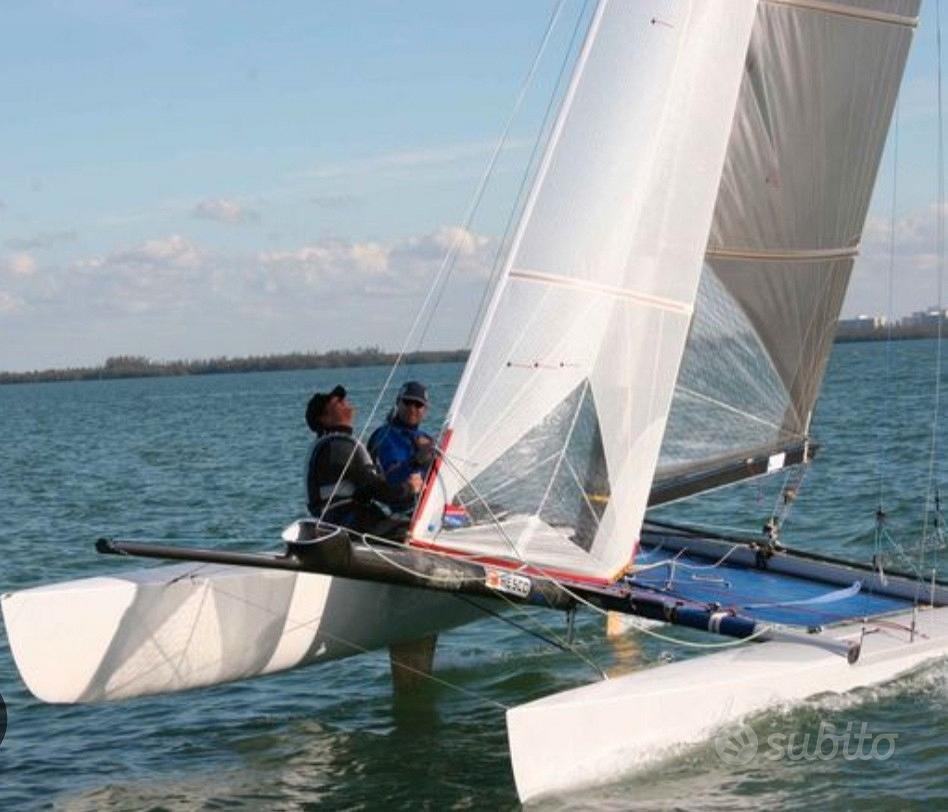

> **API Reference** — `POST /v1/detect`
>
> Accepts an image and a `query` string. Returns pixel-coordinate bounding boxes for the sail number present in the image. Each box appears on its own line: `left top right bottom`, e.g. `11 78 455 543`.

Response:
484 568 532 599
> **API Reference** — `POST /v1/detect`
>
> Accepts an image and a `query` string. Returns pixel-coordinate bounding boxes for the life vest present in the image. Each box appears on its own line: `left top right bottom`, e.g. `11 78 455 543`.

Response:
305 432 374 515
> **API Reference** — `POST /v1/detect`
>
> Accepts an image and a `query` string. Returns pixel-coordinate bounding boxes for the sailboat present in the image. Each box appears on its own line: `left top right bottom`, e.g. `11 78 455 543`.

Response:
3 0 946 802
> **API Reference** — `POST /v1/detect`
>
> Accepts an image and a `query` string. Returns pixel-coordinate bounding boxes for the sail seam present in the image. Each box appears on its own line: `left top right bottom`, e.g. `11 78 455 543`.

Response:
761 0 918 28
509 267 693 315
705 246 858 263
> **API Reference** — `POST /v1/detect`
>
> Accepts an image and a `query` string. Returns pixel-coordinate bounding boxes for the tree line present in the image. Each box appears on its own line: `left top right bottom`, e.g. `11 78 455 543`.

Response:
0 348 470 385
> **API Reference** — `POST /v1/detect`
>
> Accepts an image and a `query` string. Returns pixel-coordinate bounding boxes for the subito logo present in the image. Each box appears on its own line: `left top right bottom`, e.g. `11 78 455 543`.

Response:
714 721 758 766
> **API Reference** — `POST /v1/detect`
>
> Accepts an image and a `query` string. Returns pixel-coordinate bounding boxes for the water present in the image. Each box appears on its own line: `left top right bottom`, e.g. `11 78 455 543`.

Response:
0 342 946 809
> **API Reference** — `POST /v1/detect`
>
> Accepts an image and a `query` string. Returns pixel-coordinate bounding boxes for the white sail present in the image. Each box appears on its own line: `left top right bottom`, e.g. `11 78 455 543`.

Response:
412 0 759 582
657 0 920 493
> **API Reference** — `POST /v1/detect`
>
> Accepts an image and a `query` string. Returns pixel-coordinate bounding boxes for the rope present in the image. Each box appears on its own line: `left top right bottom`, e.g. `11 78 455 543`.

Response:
876 101 899 527
432 449 528 568
351 525 607 679
632 543 740 576
451 594 583 656
415 0 570 351
425 450 776 654
922 0 946 579
291 515 605 676
465 0 593 347
768 464 808 537
318 0 570 523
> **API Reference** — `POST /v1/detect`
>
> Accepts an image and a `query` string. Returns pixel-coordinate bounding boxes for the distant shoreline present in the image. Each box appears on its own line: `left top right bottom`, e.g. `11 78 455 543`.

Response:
2 332 945 385
834 327 948 343
0 348 470 386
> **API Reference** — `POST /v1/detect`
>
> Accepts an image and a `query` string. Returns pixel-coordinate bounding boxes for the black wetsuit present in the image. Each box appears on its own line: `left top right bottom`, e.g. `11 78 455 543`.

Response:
306 425 415 537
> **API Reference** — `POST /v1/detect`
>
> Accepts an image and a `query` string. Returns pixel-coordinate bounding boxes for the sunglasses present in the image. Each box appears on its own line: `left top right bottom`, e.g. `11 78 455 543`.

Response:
400 399 427 409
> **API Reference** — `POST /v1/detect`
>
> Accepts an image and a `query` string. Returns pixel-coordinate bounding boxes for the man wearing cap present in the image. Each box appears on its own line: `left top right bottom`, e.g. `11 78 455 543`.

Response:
367 381 436 514
305 385 422 537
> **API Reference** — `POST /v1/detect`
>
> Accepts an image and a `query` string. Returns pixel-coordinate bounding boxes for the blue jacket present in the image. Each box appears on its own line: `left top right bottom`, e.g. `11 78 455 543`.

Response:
367 415 434 510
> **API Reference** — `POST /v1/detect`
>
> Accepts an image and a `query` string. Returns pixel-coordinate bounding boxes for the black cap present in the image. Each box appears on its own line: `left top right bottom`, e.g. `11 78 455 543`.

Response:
306 385 346 431
397 381 429 406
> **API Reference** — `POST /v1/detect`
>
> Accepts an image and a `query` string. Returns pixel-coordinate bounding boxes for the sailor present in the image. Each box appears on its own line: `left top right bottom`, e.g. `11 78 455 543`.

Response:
305 385 422 537
367 381 436 514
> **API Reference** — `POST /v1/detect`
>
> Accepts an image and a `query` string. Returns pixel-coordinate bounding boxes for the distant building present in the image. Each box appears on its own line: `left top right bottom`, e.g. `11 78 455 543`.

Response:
835 306 948 342
904 307 948 328
837 314 886 336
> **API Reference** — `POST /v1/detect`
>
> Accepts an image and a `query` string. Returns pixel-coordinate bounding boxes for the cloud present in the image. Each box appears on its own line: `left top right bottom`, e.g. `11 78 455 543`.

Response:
192 198 261 225
2 252 37 276
0 226 496 367
393 225 490 261
52 225 493 325
0 290 25 314
847 202 947 318
258 226 493 301
70 235 215 315
5 230 77 250
111 234 205 269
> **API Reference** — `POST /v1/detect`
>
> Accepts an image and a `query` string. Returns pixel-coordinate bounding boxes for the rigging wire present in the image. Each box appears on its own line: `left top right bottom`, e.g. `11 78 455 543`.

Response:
874 99 901 574
879 103 900 515
463 0 593 349
921 0 947 579
428 448 782 653
143 561 516 712
768 464 808 539
356 526 608 679
111 527 538 706
413 0 575 352
317 0 570 524
451 593 590 658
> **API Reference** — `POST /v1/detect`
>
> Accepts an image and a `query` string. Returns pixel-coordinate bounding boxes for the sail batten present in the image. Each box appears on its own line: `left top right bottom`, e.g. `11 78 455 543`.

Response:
658 0 919 491
508 267 694 313
762 0 918 28
705 246 859 262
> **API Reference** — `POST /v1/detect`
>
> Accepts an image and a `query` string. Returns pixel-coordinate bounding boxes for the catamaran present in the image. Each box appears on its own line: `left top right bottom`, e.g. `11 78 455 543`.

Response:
3 0 946 802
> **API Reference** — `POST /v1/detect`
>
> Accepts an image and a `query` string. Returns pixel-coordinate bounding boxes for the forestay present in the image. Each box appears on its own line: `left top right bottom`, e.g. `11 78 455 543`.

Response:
410 0 759 583
656 0 920 495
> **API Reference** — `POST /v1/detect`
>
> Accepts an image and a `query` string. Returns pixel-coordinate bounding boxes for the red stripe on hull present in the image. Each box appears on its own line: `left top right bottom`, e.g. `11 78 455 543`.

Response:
408 537 619 587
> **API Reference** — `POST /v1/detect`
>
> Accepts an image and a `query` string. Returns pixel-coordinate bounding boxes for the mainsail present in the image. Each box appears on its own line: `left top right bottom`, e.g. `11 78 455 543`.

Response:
410 0 759 582
655 0 920 502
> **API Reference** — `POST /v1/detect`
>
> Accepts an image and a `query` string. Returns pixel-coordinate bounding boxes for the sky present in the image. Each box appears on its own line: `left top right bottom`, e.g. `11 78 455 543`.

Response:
0 0 945 372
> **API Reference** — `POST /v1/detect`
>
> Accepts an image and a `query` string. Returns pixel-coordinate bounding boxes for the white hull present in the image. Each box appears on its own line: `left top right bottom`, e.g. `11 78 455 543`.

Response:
1 563 480 703
507 604 948 803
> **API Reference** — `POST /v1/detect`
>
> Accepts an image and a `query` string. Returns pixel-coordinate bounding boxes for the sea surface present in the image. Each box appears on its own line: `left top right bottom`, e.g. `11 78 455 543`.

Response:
0 340 946 810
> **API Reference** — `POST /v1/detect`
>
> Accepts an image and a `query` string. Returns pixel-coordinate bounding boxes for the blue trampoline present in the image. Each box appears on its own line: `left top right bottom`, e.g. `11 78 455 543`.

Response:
629 538 914 628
